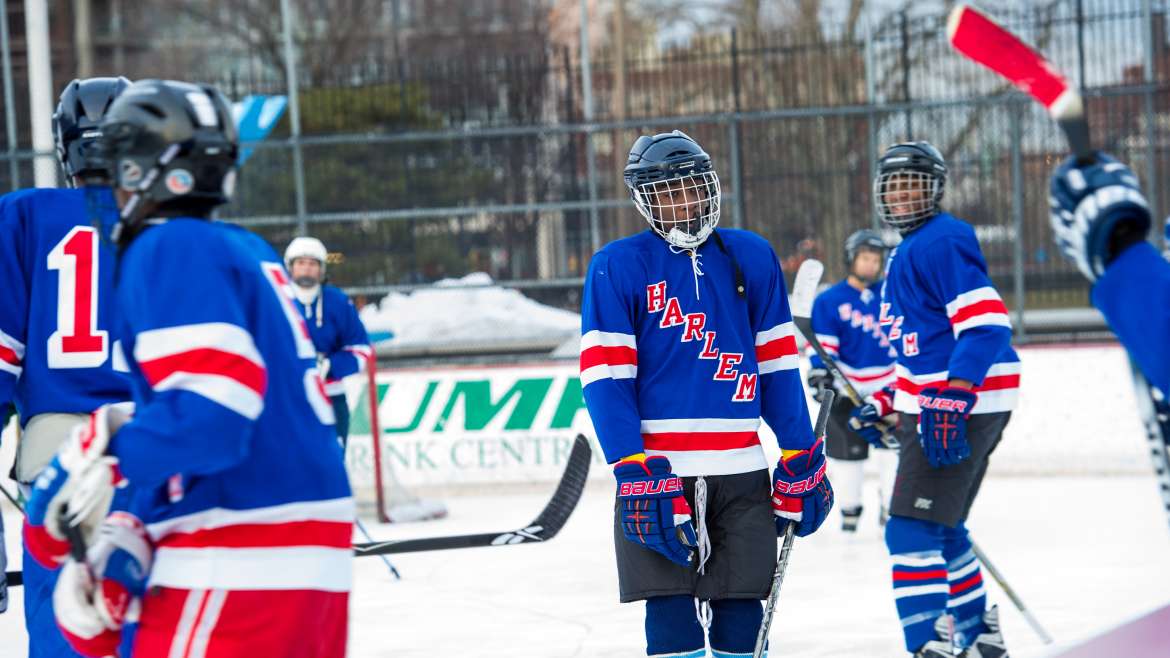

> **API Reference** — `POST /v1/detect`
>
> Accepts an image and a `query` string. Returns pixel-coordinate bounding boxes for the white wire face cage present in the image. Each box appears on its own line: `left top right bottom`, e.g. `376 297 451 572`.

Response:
874 170 943 233
629 171 721 249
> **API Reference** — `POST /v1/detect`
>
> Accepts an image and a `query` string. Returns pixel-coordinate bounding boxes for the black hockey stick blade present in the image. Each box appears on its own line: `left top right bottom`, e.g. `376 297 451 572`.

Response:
4 569 21 587
353 434 592 556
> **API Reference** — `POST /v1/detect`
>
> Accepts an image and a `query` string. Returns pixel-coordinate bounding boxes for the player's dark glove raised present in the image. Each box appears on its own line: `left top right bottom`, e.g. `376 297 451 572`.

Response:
613 455 696 567
1049 152 1151 283
806 367 833 404
771 438 833 537
917 387 977 468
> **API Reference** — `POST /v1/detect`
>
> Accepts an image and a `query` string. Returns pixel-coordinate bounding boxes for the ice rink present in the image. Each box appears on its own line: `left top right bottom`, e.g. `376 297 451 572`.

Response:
3 345 1170 656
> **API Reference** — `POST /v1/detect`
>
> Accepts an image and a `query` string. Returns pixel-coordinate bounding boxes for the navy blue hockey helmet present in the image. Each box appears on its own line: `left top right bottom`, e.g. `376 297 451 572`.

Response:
97 79 239 245
623 130 721 248
873 141 947 234
844 229 887 265
53 76 132 185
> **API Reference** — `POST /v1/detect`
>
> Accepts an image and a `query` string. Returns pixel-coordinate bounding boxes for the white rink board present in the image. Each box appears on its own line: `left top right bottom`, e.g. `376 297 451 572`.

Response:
343 344 1151 492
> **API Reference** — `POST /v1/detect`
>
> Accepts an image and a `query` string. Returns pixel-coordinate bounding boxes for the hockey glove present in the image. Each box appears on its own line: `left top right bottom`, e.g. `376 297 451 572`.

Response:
55 512 151 658
24 404 130 569
806 367 833 404
613 455 697 567
1049 152 1151 283
772 438 834 537
917 387 977 468
848 386 897 449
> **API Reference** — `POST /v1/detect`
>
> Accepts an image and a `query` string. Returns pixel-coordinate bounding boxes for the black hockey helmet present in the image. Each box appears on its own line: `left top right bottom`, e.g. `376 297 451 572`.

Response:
97 79 239 245
53 76 132 185
844 229 887 265
873 141 948 234
623 130 721 249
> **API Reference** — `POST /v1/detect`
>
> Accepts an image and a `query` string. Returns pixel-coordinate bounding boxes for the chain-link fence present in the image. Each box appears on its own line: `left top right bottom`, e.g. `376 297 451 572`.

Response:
1 1 1167 335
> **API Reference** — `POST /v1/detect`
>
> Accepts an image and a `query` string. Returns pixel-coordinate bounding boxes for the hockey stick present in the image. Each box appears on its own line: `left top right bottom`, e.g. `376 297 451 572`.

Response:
949 0 1170 533
789 259 899 449
970 539 1054 645
354 517 402 579
353 434 592 556
753 389 835 658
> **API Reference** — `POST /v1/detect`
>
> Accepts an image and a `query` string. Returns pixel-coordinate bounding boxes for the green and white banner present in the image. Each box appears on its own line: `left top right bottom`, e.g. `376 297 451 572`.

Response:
343 363 606 487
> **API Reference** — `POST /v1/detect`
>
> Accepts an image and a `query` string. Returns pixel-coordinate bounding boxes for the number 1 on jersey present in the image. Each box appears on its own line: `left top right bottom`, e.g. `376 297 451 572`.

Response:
47 226 109 368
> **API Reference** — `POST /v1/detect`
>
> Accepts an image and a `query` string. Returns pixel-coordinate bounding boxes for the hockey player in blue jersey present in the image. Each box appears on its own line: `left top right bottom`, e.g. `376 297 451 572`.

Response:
581 130 833 658
1048 153 1169 394
283 236 372 449
0 76 133 658
807 229 899 533
856 142 1019 657
23 80 353 658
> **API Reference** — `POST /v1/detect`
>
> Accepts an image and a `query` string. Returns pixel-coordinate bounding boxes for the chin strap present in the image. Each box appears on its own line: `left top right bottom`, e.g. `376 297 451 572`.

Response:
710 230 746 299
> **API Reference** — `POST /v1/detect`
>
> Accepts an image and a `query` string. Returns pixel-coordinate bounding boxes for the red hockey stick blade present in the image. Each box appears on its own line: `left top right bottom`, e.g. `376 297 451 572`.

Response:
947 4 1091 159
946 4 1080 118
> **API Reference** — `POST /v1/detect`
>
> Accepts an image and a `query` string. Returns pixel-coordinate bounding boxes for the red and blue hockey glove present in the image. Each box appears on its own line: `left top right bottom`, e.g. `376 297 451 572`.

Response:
24 404 130 569
54 511 152 658
917 387 977 468
1049 153 1151 283
848 386 897 449
772 438 834 537
614 455 697 567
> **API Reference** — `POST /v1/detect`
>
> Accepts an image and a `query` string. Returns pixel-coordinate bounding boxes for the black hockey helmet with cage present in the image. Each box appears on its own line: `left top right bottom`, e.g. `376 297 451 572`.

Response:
53 76 132 185
873 141 948 234
623 130 721 249
97 79 239 246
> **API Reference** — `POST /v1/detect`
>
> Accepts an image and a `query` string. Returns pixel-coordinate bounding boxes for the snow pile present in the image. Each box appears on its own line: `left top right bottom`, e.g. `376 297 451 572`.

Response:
360 272 580 349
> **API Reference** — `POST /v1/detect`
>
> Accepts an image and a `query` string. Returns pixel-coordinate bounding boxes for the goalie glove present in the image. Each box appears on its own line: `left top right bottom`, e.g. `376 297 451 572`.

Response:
613 454 697 567
24 404 131 569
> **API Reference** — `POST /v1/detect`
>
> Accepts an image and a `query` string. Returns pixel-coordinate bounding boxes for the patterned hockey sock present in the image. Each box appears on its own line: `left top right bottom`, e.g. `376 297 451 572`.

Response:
886 516 950 652
709 598 764 657
645 595 705 657
943 524 988 647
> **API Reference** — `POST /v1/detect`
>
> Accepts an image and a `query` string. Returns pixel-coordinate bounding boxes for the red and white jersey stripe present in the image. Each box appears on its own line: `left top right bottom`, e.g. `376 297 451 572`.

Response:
579 330 637 387
0 327 24 377
755 321 800 375
146 497 354 592
134 322 268 420
835 360 896 397
893 361 1020 414
812 332 840 357
945 287 1012 338
640 417 765 476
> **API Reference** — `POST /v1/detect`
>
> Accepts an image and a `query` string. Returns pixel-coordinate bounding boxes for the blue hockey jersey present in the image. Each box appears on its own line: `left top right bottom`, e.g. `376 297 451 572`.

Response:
880 213 1020 414
0 188 131 422
809 279 897 397
1094 242 1170 394
108 218 353 594
580 229 815 476
293 283 372 397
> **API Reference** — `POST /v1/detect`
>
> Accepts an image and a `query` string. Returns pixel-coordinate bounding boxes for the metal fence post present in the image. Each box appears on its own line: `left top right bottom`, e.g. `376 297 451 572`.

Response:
1143 0 1160 249
730 28 745 229
864 7 879 229
1010 102 1027 343
580 0 601 253
280 0 309 236
0 4 19 190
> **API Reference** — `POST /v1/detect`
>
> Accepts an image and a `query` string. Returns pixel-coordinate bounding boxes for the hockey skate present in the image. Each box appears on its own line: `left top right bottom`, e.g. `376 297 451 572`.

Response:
960 605 1008 658
841 505 862 533
913 614 958 657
